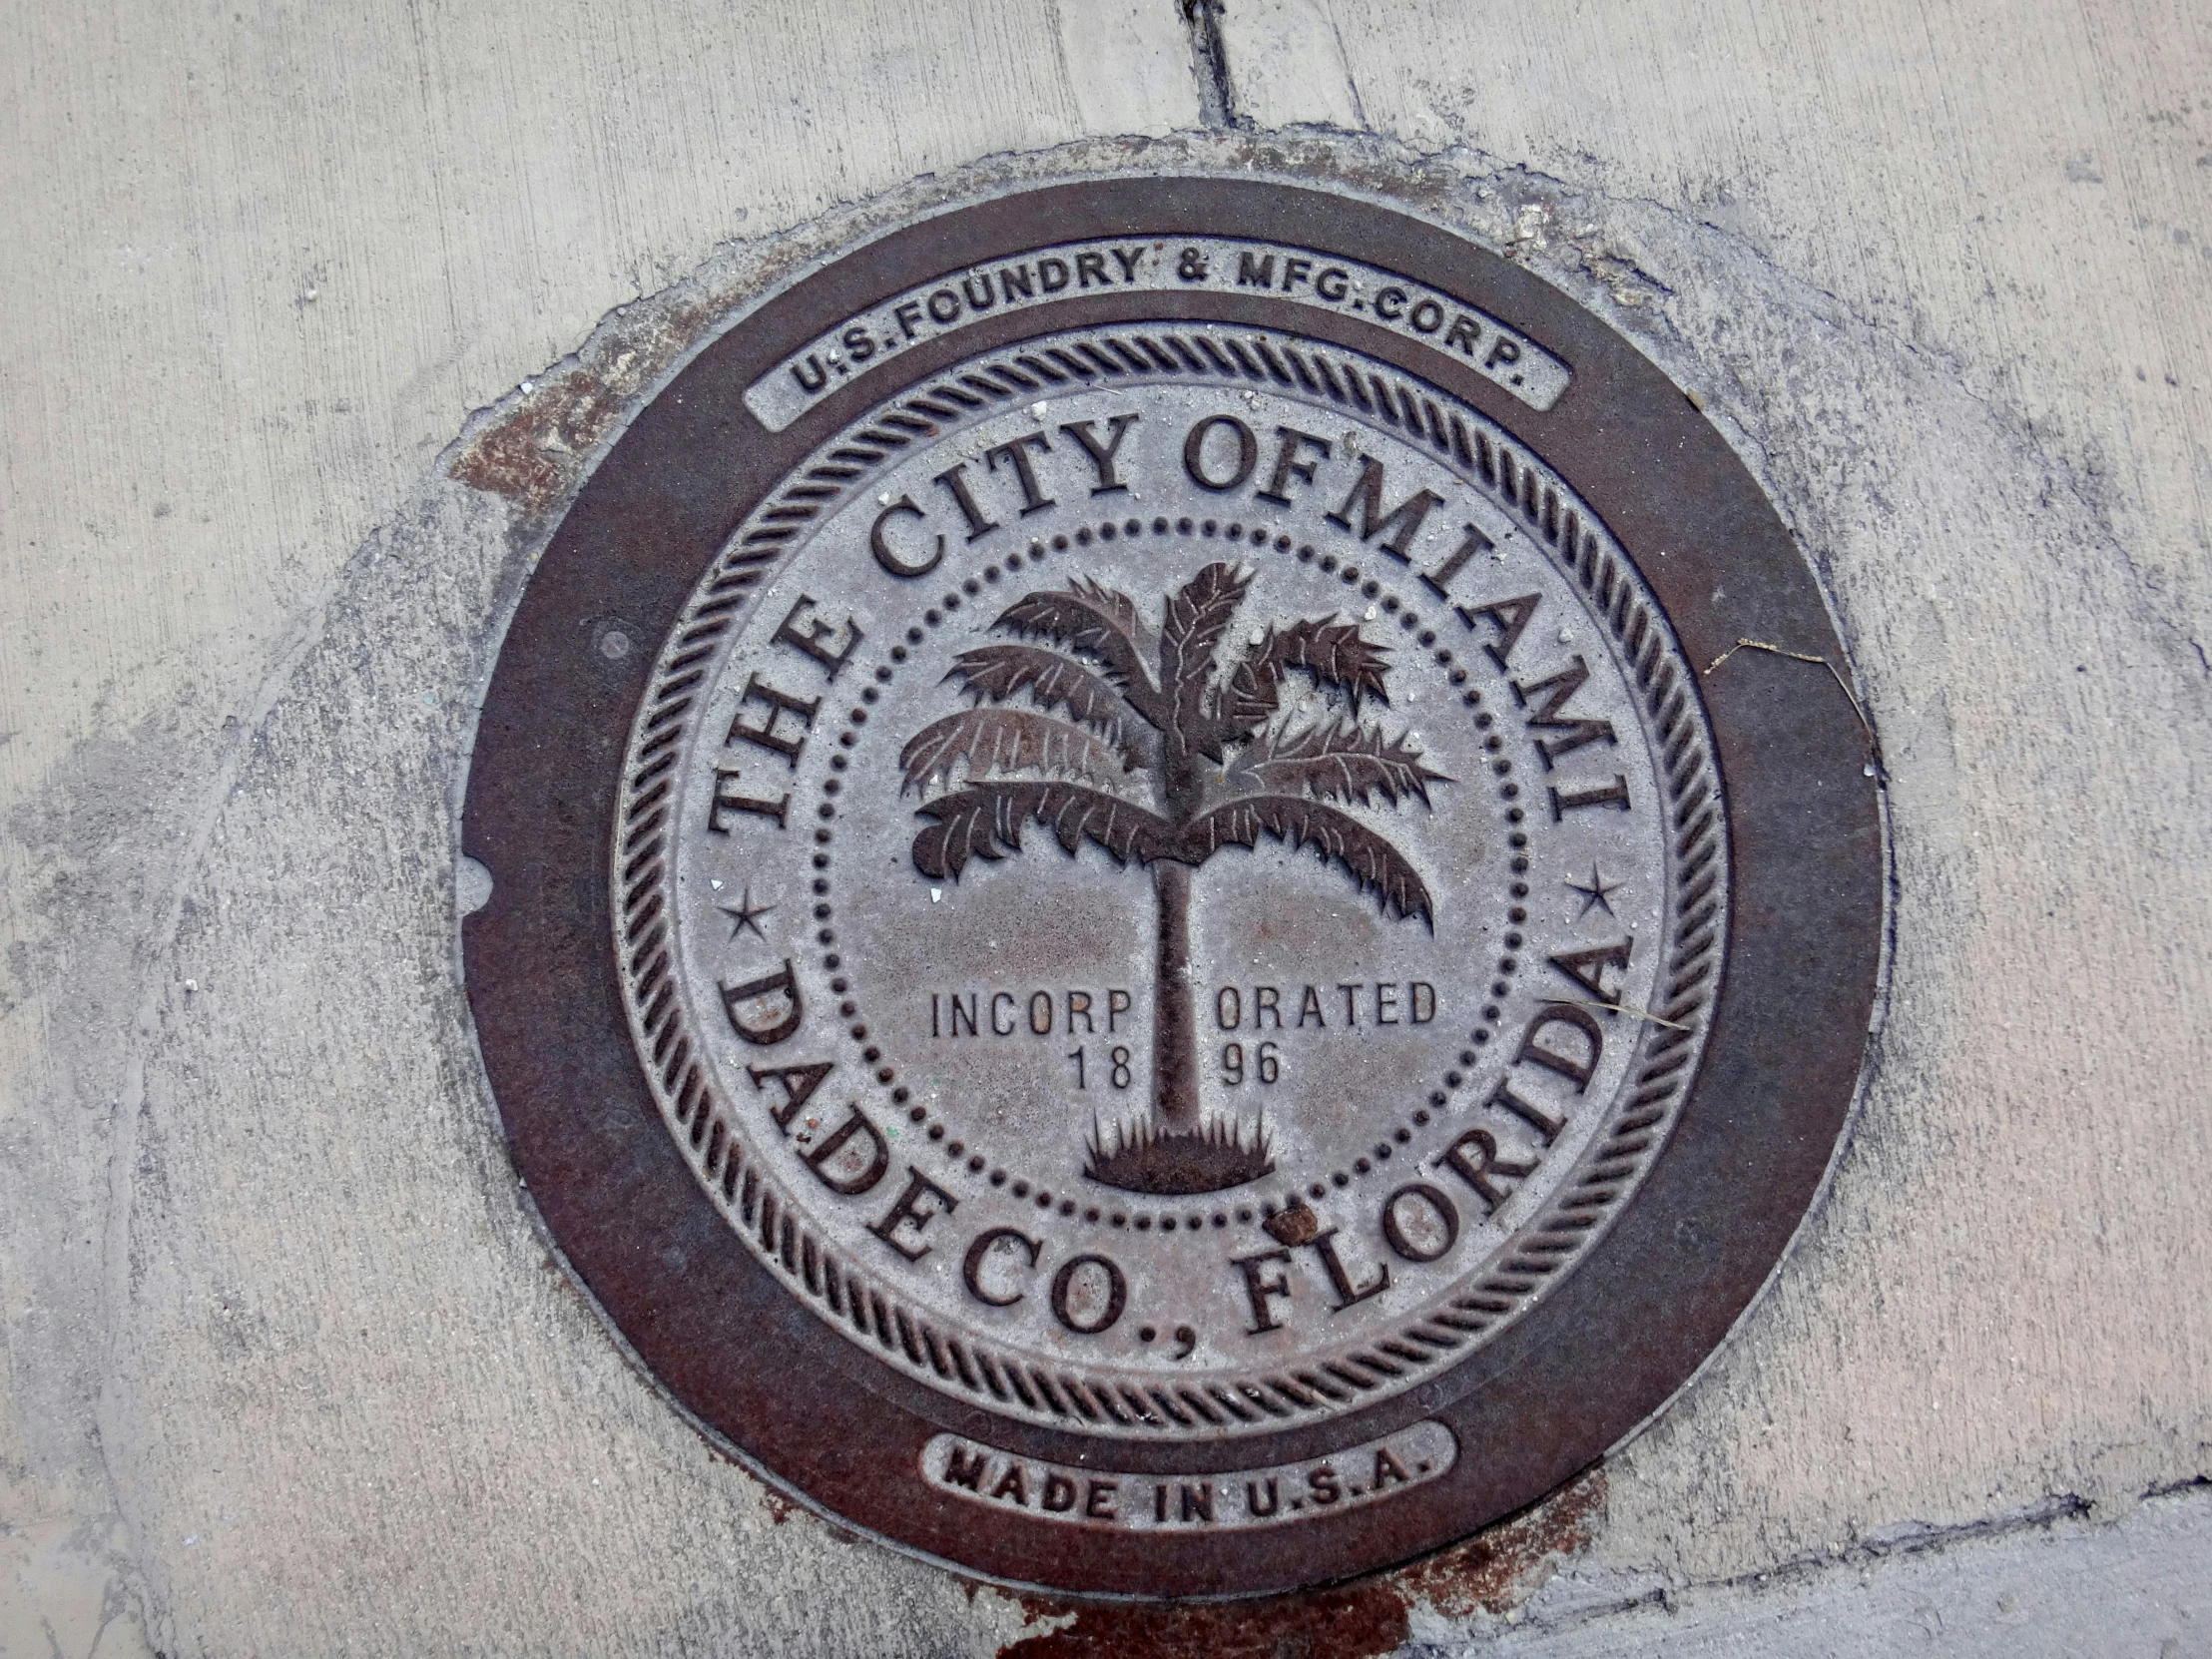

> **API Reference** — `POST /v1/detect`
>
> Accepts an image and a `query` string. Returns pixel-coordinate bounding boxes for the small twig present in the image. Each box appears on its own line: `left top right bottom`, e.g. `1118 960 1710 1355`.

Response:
1563 998 1691 1032
1703 637 1878 756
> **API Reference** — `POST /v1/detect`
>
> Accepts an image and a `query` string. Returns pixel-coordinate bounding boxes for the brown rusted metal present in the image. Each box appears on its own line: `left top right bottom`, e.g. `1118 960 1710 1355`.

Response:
459 178 1883 1600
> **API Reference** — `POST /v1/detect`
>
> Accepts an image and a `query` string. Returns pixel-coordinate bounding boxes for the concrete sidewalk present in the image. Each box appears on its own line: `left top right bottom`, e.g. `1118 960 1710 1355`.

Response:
2 3 2206 1653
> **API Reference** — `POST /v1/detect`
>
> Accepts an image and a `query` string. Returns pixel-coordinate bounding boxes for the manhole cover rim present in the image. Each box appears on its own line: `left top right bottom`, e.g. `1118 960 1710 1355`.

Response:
460 174 1884 1600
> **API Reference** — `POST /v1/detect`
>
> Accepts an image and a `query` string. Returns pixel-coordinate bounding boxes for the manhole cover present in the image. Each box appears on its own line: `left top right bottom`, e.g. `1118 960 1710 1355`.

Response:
461 178 1882 1599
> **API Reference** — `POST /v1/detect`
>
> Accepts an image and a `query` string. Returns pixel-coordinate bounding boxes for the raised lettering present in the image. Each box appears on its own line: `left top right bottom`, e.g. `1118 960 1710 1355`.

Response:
1050 1253 1128 1335
726 674 820 766
1513 656 1618 767
1058 414 1139 494
1515 1003 1603 1092
869 496 944 578
983 431 1056 516
747 1060 833 1130
769 595 862 682
1231 1246 1294 1333
1550 776 1632 818
868 1166 958 1262
801 1105 889 1196
1486 1074 1565 1144
1184 414 1259 492
1435 1126 1535 1212
1325 456 1444 563
1380 1183 1460 1263
720 959 803 1046
932 462 999 541
961 1227 1042 1307
866 497 946 579
706 769 790 833
1254 425 1332 506
1459 592 1541 669
1549 938 1633 1003
941 1444 988 1490
1305 1228 1389 1311
1420 523 1494 601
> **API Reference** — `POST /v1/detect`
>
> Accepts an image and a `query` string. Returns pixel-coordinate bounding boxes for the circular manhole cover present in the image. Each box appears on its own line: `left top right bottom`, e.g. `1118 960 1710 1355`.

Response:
461 178 1882 1599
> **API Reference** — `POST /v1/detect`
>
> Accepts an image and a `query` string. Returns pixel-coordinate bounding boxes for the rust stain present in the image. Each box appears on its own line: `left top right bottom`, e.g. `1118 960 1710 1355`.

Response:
1001 1581 1409 1659
450 297 714 518
1392 1466 1604 1619
446 204 889 521
998 1467 1603 1658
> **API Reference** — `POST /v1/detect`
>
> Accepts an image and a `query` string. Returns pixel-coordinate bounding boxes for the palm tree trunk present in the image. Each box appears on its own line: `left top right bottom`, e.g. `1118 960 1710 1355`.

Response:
1151 861 1199 1128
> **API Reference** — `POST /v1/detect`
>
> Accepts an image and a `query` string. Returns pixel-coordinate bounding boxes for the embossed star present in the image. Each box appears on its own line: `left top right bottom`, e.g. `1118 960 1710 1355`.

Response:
719 885 776 942
1566 864 1621 919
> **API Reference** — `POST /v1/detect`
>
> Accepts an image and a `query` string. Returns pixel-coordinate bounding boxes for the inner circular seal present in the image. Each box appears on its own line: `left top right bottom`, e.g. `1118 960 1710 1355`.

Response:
616 324 1725 1435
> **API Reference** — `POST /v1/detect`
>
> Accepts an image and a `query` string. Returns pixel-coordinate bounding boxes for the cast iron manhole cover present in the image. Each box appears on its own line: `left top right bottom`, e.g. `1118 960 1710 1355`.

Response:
461 179 1882 1598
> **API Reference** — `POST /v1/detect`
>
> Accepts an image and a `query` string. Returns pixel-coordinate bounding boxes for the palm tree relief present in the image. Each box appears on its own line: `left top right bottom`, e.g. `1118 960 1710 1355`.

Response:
901 563 1450 1196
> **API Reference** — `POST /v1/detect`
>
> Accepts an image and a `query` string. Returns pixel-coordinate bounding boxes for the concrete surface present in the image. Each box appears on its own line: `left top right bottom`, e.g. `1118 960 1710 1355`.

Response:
1431 1481 2212 1657
1 1 2206 1654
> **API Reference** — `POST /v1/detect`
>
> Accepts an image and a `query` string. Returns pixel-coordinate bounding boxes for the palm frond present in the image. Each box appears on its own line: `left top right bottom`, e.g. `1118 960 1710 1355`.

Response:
1226 719 1449 807
943 643 1138 752
911 783 1176 880
1159 562 1250 753
899 708 1132 795
1217 617 1392 739
993 580 1164 726
1177 795 1434 923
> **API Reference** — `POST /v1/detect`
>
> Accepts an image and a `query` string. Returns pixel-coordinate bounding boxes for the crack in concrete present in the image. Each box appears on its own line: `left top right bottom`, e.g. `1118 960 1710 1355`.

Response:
1177 0 1241 130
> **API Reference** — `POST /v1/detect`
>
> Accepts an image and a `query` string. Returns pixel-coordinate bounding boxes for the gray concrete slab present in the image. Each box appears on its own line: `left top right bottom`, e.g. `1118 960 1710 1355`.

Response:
1421 1483 2212 1658
2 3 2206 1653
